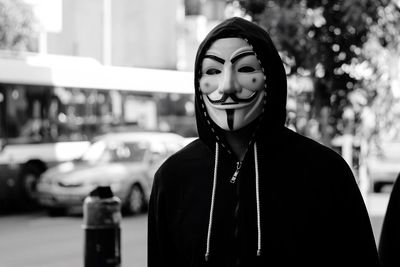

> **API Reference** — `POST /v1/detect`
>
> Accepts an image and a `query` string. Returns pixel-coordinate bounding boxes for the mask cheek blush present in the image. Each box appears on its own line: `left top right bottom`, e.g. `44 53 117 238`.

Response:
200 76 218 94
237 72 265 92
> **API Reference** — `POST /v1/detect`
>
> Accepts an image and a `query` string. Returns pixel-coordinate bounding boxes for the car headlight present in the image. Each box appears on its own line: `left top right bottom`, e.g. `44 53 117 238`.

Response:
110 182 124 193
58 180 84 188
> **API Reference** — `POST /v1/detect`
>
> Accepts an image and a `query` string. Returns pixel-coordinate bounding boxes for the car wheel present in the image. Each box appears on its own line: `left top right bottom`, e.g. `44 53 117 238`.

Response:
126 184 146 215
19 162 46 203
22 173 37 199
19 169 43 207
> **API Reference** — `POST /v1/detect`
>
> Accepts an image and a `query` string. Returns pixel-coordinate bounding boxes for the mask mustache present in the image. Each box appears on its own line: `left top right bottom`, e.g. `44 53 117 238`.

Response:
207 91 258 104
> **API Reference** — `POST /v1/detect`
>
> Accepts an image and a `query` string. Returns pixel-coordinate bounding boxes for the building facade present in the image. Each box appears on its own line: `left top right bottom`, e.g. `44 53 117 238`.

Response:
45 0 184 69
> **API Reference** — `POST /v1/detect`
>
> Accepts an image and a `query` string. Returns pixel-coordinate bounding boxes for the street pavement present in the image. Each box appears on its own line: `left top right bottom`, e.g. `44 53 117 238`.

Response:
0 212 147 267
0 193 390 267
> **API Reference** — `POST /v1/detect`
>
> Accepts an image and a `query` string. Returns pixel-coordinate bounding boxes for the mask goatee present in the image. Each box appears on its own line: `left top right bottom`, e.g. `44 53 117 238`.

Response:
226 109 234 131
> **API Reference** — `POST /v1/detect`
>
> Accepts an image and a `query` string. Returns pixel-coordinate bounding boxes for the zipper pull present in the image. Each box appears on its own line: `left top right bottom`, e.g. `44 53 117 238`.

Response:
230 161 242 184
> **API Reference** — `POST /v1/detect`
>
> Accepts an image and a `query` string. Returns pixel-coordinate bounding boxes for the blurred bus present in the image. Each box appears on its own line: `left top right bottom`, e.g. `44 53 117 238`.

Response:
0 51 194 209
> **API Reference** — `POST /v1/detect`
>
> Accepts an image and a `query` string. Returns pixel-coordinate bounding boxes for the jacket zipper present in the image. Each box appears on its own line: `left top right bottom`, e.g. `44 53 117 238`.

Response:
230 161 242 184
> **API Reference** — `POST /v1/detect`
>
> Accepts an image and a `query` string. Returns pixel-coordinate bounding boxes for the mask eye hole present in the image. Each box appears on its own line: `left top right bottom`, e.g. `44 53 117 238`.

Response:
238 66 256 73
205 68 221 75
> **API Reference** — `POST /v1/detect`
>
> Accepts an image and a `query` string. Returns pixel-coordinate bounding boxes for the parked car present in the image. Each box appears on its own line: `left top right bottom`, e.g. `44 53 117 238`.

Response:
183 136 198 146
36 131 185 215
367 139 400 193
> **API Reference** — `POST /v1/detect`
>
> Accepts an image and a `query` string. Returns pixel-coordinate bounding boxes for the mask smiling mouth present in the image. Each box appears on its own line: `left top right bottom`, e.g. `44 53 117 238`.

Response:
207 91 258 105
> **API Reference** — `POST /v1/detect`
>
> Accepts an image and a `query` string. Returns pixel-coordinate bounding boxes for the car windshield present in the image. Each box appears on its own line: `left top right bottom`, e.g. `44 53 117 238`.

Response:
110 142 147 162
80 139 147 163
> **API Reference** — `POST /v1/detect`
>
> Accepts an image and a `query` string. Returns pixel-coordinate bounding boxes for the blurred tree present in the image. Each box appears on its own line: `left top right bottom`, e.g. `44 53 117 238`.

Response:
0 0 38 51
233 0 400 145
352 1 400 142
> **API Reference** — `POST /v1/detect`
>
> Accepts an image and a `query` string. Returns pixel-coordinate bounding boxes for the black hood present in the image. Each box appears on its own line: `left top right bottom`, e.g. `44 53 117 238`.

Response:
194 17 287 148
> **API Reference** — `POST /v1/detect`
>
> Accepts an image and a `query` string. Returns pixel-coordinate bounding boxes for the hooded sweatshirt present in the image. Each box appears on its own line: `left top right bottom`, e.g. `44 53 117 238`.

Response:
148 17 379 267
378 173 400 267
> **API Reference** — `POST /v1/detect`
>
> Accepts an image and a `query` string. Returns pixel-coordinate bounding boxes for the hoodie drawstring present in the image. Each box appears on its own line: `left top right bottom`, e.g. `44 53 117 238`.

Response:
205 142 219 262
205 142 262 261
254 142 262 256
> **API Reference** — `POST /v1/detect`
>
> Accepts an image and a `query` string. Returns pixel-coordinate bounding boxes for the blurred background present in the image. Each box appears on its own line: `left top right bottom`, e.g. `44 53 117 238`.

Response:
0 0 400 266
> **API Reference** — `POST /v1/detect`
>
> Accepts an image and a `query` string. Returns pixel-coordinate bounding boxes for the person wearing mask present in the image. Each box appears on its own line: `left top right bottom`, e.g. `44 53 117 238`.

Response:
148 17 379 267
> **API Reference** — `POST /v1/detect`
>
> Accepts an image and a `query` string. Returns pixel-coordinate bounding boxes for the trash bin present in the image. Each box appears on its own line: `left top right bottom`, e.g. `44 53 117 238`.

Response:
83 186 121 267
